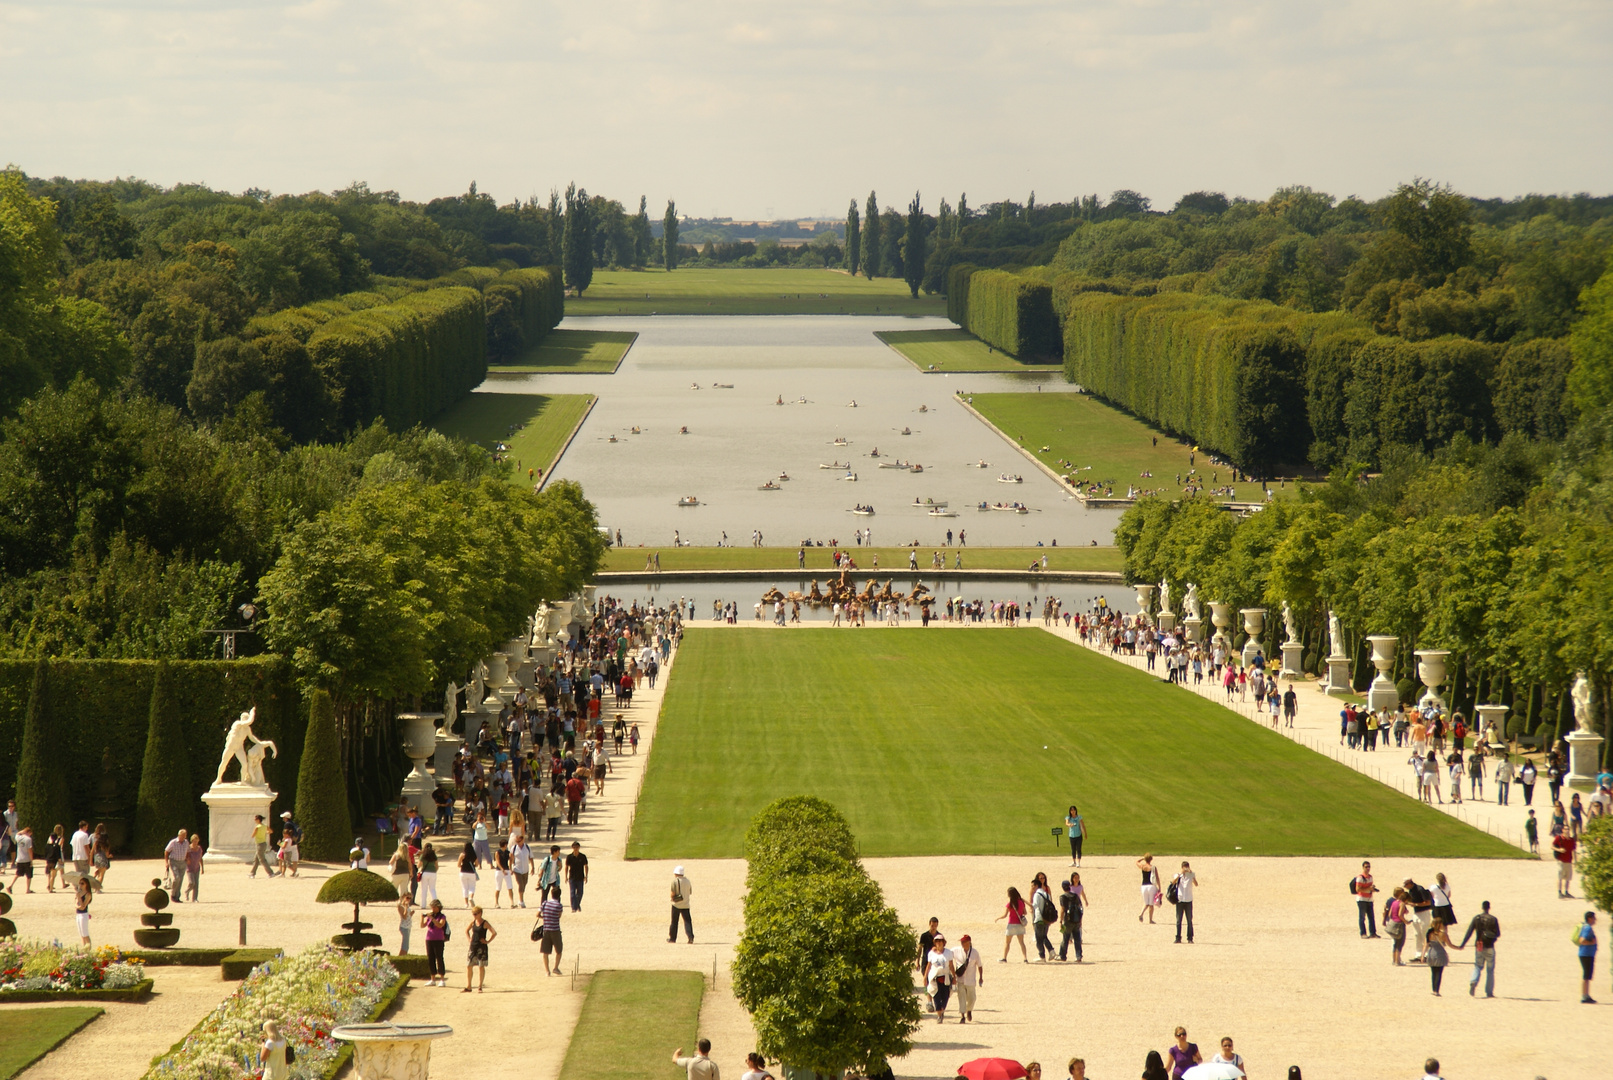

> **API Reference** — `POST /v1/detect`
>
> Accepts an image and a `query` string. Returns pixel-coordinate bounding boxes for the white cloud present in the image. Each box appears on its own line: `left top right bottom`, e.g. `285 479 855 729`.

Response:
0 0 1607 216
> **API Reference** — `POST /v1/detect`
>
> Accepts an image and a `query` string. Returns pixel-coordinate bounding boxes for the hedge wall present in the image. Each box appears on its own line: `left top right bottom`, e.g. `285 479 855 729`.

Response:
0 658 303 851
963 270 1060 360
483 267 564 363
945 263 978 326
1342 335 1498 463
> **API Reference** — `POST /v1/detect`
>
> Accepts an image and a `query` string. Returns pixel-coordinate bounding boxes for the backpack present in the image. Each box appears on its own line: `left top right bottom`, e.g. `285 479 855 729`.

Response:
1165 880 1180 905
1348 876 1360 896
1038 892 1057 923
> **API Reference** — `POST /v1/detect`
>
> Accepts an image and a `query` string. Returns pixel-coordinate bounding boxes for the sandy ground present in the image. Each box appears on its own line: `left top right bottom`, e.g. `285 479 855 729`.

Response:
6 626 1604 1080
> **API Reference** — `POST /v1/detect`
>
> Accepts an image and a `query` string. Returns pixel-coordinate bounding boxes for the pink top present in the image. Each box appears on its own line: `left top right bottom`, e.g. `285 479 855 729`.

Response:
1005 898 1026 925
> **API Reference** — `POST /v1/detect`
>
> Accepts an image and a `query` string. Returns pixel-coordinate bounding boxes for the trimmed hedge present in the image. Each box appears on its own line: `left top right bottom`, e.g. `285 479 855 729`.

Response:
0 659 303 852
945 262 978 325
744 795 860 887
13 658 70 849
964 270 1060 360
133 662 191 858
220 948 286 981
1342 334 1498 463
483 267 564 363
0 978 153 1003
295 689 351 862
126 948 239 966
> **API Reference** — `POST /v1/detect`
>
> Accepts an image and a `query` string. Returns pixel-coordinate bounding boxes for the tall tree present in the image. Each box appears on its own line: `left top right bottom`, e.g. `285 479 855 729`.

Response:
958 193 971 226
845 200 861 277
134 660 192 857
14 658 71 837
882 208 905 281
663 201 680 270
562 183 594 295
862 192 882 279
633 196 653 268
902 192 926 299
294 688 351 861
546 189 563 265
936 198 954 243
1025 190 1036 222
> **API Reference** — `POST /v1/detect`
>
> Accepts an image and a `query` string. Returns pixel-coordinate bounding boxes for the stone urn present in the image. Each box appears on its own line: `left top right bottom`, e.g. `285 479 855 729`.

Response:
332 1023 453 1080
1365 635 1400 712
397 712 445 809
133 878 180 948
485 652 510 690
1415 650 1450 709
1134 584 1155 623
1240 608 1266 665
1208 602 1233 651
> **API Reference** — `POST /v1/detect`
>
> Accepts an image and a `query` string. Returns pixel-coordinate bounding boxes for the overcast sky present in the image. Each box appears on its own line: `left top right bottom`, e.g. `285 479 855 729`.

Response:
2 1 1609 219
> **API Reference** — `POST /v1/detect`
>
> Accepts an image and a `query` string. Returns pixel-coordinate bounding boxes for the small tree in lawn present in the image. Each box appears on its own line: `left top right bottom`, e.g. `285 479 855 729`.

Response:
862 192 882 279
134 661 192 857
14 657 71 838
663 201 680 271
844 200 861 276
294 689 350 861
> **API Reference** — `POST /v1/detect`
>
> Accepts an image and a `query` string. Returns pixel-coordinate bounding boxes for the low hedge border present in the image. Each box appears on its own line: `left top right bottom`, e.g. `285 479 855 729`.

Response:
386 953 432 979
220 948 286 981
125 948 237 967
0 978 154 1003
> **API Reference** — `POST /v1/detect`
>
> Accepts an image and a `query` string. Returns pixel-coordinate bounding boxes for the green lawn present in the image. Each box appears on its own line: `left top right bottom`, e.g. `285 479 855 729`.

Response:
492 329 637 373
430 392 594 480
0 1007 102 1079
566 268 944 316
559 971 705 1080
877 328 1058 373
968 393 1292 502
602 545 1123 574
629 630 1518 860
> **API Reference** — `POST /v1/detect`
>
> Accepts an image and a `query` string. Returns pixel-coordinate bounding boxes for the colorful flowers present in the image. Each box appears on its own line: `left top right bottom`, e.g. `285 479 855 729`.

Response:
144 945 398 1080
0 939 144 992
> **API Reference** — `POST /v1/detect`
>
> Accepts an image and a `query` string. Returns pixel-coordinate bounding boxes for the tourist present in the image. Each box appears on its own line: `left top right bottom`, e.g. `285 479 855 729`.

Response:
1167 1027 1202 1079
1458 900 1500 997
9 826 32 894
349 838 370 870
1031 873 1056 961
1420 1058 1446 1080
743 1052 774 1080
462 905 496 992
396 889 417 955
1138 854 1161 924
954 933 983 1022
1403 878 1434 960
472 811 492 865
1447 751 1464 803
1141 1050 1170 1080
1425 917 1456 995
1353 861 1380 938
90 823 112 883
1525 809 1539 854
1554 827 1579 899
259 1020 289 1080
566 840 589 911
1385 887 1408 965
73 874 93 944
1468 747 1486 800
996 885 1029 962
1573 911 1597 1003
1210 1037 1245 1077
249 815 275 878
924 932 956 1021
457 841 478 906
672 1040 719 1080
491 842 514 908
184 834 204 901
539 843 563 898
670 865 694 943
1430 872 1455 928
1569 792 1584 837
1172 861 1200 943
1065 804 1087 866
163 829 188 901
1519 759 1537 805
1550 799 1567 837
43 824 64 892
537 884 566 974
510 833 532 907
389 845 413 899
565 771 585 824
1067 1059 1088 1080
421 899 450 985
1058 877 1085 962
418 842 439 903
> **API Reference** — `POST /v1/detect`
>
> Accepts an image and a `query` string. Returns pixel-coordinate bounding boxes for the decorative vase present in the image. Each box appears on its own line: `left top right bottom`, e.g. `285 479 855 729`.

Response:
1365 635 1399 712
1134 584 1155 623
485 653 510 689
1414 649 1450 709
332 1023 454 1080
397 712 444 809
1208 602 1232 651
1239 608 1266 664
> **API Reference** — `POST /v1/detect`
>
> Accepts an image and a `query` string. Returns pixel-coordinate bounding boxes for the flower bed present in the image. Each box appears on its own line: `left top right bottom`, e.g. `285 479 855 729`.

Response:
0 941 151 1000
144 945 401 1080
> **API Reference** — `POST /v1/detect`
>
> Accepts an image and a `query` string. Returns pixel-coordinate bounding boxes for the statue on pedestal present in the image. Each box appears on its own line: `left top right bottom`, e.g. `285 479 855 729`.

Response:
1572 673 1593 733
444 682 459 730
212 708 276 788
1158 580 1172 615
1282 601 1298 645
1328 610 1344 658
1183 583 1200 622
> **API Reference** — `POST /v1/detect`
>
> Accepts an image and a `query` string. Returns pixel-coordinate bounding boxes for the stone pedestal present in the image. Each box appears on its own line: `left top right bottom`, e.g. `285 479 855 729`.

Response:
332 1023 453 1080
1157 612 1177 633
1365 635 1400 713
1182 616 1203 644
1566 730 1605 787
398 712 444 812
433 730 460 780
1324 655 1353 694
1281 641 1305 679
201 783 277 863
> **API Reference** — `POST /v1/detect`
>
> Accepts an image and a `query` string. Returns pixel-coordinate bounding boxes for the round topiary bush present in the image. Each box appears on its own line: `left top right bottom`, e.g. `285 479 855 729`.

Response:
316 869 397 952
1303 652 1317 674
1396 678 1417 705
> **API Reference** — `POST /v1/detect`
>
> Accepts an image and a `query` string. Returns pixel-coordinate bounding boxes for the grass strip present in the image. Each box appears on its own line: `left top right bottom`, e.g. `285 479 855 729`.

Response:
0 1006 103 1080
430 392 595 482
492 329 637 373
629 629 1521 860
877 328 1058 373
601 545 1123 574
565 268 944 316
559 970 705 1080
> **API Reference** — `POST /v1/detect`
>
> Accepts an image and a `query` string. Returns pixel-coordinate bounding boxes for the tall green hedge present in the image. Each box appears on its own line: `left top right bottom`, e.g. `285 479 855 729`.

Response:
483 267 564 363
13 658 71 841
295 689 351 862
964 269 1060 360
133 661 193 857
0 658 302 851
945 262 978 325
1342 335 1498 463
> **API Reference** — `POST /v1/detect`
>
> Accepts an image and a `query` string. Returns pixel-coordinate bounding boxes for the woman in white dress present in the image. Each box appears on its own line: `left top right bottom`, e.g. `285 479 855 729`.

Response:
1136 854 1160 924
259 1020 289 1080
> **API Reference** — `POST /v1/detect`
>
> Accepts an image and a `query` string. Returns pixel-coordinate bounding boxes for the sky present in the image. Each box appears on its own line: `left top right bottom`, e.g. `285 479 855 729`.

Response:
2 0 1609 219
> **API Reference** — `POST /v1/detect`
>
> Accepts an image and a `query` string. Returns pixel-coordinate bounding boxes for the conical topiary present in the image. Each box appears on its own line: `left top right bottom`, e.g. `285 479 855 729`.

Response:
14 658 71 842
134 662 192 857
294 689 351 862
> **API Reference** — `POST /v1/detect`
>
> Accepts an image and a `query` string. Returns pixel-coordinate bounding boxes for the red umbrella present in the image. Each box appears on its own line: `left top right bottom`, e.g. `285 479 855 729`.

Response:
958 1059 1027 1080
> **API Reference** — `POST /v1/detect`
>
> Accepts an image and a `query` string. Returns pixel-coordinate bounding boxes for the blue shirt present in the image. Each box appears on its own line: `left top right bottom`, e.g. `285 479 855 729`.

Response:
1576 924 1597 958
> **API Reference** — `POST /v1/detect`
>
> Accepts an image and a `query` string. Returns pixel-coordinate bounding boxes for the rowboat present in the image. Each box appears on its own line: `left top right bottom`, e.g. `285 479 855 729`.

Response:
927 508 958 517
777 472 791 481
833 438 849 446
839 472 858 481
851 506 875 516
759 481 781 490
909 464 924 473
900 426 912 435
878 461 911 469
971 460 990 468
819 462 849 469
991 502 1029 514
607 434 619 443
677 497 699 507
912 498 948 508
997 474 1023 483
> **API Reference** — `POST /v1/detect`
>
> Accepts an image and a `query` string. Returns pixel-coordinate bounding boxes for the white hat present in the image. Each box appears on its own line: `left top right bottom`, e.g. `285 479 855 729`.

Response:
674 865 684 875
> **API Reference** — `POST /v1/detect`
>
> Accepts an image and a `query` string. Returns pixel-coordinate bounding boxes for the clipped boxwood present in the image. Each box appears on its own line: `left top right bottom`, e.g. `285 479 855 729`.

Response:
220 948 286 981
134 662 191 858
745 796 859 887
126 948 238 967
964 270 1059 360
296 689 351 862
0 978 153 1003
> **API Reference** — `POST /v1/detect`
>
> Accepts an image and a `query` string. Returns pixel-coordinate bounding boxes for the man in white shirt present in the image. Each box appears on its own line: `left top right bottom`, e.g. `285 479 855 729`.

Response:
1210 1036 1246 1077
69 821 93 879
672 1039 719 1080
163 830 190 901
954 933 984 1023
1174 861 1201 944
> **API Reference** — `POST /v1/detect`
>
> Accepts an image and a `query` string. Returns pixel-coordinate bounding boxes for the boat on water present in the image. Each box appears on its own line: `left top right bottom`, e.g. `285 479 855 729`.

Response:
819 461 850 469
927 508 958 517
990 502 1030 514
607 434 619 443
910 464 924 473
971 459 990 468
997 474 1024 483
878 460 911 469
851 505 875 516
714 382 735 389
759 481 782 490
833 438 849 446
630 426 641 434
900 426 912 435
918 405 928 413
679 426 689 434
912 498 948 508
847 400 859 407
777 472 791 481
839 472 858 481
677 496 699 507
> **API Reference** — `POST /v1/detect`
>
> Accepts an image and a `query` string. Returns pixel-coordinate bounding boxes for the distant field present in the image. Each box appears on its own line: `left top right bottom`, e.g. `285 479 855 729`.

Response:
492 329 636 373
430 392 594 481
968 392 1289 502
565 267 945 316
628 630 1521 860
601 544 1122 574
877 328 1058 373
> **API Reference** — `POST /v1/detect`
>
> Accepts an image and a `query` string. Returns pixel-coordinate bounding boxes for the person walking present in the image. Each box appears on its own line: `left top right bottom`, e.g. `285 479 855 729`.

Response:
669 865 694 943
1058 877 1086 962
184 834 204 901
418 843 439 904
9 826 33 894
954 934 983 1022
248 815 275 878
1459 900 1500 997
42 825 64 893
1573 911 1597 1003
510 834 532 907
1031 873 1056 961
457 841 478 907
1166 1027 1202 1080
1172 861 1199 944
462 906 496 992
1430 873 1455 929
924 933 957 1022
538 843 563 900
1553 829 1577 896
1426 918 1457 995
1065 805 1087 866
1353 860 1380 938
73 874 93 944
1494 756 1514 805
566 841 589 911
1386 887 1409 965
1137 854 1161 924
538 885 565 975
1519 759 1537 805
259 1020 290 1080
396 890 417 955
1404 878 1434 960
672 1040 720 1080
421 899 450 986
163 830 188 901
1209 1037 1245 1077
996 886 1029 962
1526 809 1540 854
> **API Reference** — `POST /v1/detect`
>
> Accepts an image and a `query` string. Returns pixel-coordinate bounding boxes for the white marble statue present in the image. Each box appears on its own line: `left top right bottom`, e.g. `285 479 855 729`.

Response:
470 665 485 708
1183 583 1201 622
1328 610 1344 658
1159 579 1173 615
1572 672 1593 733
213 707 275 788
1282 601 1298 645
533 605 551 644
445 682 459 729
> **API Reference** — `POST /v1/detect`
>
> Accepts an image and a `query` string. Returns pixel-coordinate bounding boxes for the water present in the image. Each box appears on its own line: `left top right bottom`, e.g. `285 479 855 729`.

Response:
484 315 1125 547
595 574 1122 624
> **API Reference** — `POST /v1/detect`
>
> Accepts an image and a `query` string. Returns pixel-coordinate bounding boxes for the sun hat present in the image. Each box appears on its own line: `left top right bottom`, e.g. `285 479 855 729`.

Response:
674 865 685 875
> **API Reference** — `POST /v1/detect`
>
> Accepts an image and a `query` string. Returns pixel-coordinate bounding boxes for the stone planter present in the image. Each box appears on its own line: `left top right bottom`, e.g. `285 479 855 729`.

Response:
333 1022 453 1080
397 712 444 809
1280 641 1305 679
1208 602 1232 650
1134 584 1155 622
1365 635 1399 712
1240 608 1266 665
485 653 510 690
